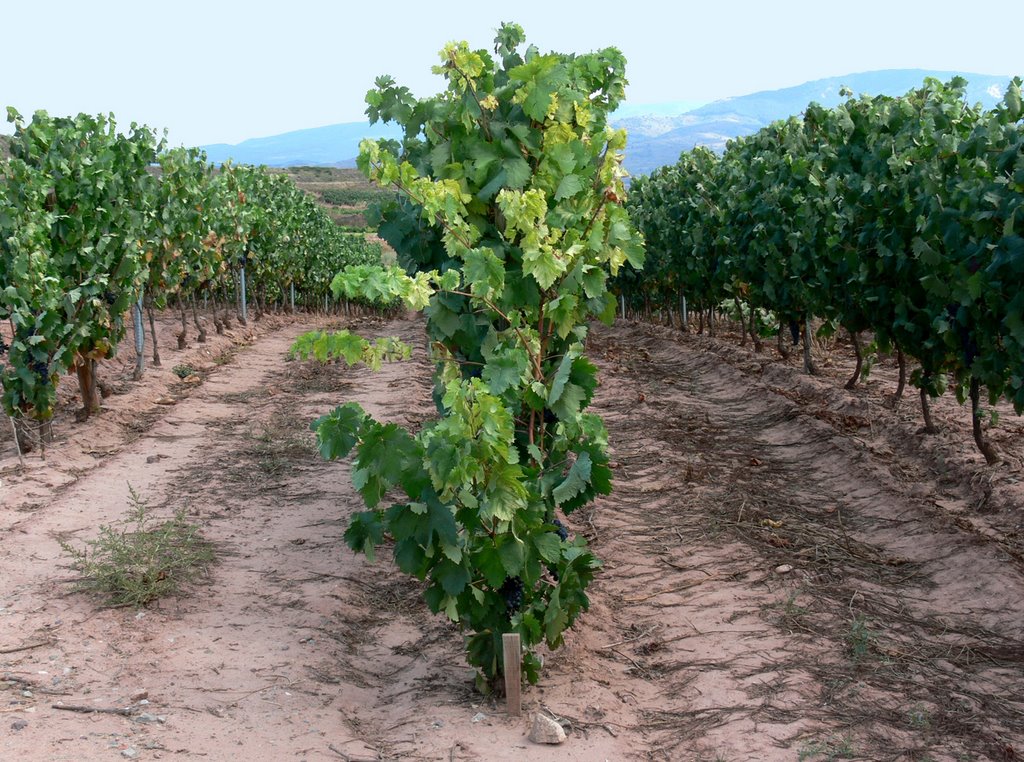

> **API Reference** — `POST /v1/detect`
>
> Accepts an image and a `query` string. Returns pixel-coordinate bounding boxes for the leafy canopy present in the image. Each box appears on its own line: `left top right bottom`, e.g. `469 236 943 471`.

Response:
297 22 644 688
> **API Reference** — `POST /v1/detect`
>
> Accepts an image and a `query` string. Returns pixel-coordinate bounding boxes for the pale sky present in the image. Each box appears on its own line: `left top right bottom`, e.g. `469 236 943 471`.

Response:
1 0 1020 147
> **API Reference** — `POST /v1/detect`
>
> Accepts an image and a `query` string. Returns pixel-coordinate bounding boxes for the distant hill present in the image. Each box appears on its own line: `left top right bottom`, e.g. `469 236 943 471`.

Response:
616 69 1014 176
197 70 1016 178
200 121 401 168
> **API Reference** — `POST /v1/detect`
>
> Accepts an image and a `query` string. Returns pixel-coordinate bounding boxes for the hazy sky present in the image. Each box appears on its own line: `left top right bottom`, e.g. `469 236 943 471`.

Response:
2 0 1020 147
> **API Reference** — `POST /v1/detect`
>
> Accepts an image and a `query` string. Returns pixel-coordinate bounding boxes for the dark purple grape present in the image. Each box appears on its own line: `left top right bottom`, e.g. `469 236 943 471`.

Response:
31 360 50 386
552 518 569 541
499 576 524 613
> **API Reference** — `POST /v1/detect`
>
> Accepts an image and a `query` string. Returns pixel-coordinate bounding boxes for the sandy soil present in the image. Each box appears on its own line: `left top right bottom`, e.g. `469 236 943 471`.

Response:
1 313 1022 761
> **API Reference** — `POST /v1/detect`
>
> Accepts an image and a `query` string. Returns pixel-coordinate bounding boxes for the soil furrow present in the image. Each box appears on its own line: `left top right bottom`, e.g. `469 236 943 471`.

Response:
3 314 1022 761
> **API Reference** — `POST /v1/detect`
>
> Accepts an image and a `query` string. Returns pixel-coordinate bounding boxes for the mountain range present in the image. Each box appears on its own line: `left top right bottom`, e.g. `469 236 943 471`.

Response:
616 69 1012 176
2 71 1015 179
199 121 401 171
199 69 1013 178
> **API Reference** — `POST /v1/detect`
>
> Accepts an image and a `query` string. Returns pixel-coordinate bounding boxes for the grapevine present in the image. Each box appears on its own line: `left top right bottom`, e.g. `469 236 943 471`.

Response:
296 23 644 689
0 109 388 442
624 77 1023 463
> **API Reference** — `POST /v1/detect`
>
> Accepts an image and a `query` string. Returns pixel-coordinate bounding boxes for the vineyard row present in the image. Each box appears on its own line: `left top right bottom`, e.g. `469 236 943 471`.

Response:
622 77 1023 463
0 108 385 447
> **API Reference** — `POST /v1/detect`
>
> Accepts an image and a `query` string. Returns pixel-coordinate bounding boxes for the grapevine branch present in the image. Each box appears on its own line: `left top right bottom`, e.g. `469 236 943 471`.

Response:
446 58 493 141
441 288 541 375
366 157 476 253
580 196 609 243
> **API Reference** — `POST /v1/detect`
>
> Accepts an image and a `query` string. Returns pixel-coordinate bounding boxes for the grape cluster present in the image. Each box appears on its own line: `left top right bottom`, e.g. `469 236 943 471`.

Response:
29 360 50 386
0 338 8 356
103 291 118 306
499 576 524 613
547 519 570 582
947 304 979 366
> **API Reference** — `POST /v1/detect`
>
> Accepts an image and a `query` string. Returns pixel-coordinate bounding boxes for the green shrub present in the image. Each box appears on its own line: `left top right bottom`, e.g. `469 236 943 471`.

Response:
60 486 214 606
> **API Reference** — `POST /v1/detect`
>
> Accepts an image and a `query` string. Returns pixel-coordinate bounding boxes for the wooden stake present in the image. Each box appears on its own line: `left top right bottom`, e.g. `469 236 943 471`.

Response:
502 632 521 717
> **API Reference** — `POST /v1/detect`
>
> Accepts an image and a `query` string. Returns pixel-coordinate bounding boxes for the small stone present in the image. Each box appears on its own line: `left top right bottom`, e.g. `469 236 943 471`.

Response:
21 690 32 698
146 455 160 464
135 712 166 724
121 749 139 760
130 691 149 702
471 712 487 723
528 713 567 745
775 564 793 574
11 719 28 731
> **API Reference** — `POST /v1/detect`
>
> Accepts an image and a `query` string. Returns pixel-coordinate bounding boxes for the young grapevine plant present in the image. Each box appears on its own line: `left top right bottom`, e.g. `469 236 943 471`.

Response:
293 23 644 688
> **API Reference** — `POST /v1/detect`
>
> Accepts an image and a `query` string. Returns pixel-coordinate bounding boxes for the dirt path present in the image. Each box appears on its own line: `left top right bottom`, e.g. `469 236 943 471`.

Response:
583 322 1024 760
2 315 1022 761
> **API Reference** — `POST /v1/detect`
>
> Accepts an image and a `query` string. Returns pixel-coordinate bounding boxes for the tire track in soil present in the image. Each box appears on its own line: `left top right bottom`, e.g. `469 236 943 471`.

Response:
583 321 1024 761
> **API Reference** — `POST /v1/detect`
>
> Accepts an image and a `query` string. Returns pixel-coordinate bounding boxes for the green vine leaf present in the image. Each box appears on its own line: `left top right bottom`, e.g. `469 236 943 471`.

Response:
553 450 593 507
303 22 644 689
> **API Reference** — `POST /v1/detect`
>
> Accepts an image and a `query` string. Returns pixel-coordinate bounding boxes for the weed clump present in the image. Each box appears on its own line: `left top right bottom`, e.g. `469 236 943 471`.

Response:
60 486 214 606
